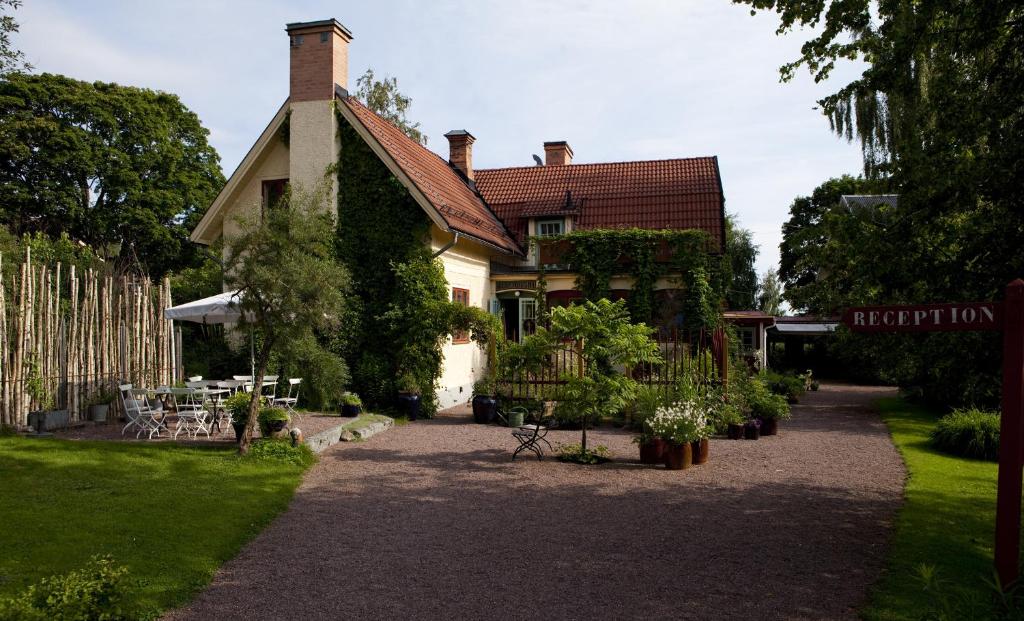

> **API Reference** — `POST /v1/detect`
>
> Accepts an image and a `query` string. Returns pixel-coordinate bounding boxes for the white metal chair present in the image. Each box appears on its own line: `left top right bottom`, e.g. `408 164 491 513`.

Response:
118 384 165 439
273 378 302 413
188 375 203 382
184 381 206 389
261 376 279 401
170 387 211 440
232 375 253 382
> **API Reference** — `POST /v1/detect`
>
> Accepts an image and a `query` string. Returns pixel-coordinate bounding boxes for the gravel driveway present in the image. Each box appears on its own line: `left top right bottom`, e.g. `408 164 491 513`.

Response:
167 383 905 621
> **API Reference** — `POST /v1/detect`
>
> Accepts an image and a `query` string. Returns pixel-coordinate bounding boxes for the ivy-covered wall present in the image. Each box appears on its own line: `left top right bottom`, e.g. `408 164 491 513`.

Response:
539 228 723 330
335 110 444 413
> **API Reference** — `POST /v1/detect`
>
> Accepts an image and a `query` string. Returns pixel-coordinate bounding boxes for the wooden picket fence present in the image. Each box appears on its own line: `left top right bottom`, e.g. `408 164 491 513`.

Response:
0 249 178 427
498 328 725 402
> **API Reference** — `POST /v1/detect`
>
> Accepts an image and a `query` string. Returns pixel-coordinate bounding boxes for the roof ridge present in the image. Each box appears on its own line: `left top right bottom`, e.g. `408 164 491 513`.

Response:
475 155 718 173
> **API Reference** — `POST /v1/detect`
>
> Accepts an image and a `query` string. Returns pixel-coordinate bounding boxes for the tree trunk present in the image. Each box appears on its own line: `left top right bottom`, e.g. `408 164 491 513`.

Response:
238 336 275 454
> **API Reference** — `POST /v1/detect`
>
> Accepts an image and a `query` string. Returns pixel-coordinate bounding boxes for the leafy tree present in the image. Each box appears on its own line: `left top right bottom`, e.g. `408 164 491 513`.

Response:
354 68 426 145
0 73 225 277
756 269 783 316
0 0 29 76
524 299 661 456
223 187 351 453
723 214 759 309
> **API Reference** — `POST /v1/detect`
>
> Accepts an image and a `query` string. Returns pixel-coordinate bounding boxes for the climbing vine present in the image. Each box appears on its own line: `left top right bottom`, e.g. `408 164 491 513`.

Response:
334 109 500 416
535 228 723 329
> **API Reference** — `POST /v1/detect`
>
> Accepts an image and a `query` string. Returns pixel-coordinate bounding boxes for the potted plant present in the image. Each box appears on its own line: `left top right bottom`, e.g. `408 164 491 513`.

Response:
87 388 115 423
649 401 702 470
224 392 254 443
396 373 421 421
258 406 290 438
752 392 791 436
721 403 746 440
340 393 362 417
635 432 666 465
744 418 762 440
25 359 68 434
471 377 498 424
692 411 711 465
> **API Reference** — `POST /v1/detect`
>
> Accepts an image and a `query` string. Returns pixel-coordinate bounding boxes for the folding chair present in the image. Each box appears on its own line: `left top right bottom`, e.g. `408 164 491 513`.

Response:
273 378 301 414
119 384 165 439
511 402 557 460
170 388 211 440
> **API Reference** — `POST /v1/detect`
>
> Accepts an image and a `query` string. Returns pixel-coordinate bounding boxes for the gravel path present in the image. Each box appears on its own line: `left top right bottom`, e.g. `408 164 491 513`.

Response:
167 383 905 620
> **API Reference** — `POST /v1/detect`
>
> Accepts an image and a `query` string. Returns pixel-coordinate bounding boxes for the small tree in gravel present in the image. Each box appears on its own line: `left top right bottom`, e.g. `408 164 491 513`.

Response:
525 299 661 459
224 187 350 453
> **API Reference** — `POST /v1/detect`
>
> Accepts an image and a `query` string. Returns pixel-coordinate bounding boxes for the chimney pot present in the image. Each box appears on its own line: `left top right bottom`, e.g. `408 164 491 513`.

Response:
543 141 573 166
445 130 476 181
286 19 353 102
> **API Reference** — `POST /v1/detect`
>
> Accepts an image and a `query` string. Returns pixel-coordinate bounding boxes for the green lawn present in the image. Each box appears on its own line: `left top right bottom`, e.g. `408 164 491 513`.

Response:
0 437 308 617
864 397 1013 620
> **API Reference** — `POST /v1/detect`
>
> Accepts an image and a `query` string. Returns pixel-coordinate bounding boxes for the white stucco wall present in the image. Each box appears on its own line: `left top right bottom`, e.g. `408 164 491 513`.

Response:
432 228 493 410
220 136 291 245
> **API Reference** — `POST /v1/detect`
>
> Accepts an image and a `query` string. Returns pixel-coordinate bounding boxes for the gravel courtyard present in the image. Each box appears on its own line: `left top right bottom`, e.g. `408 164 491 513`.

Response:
168 383 905 621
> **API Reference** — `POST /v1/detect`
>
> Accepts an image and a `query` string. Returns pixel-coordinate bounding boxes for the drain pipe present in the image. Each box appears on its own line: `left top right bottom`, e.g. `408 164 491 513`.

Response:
432 232 459 258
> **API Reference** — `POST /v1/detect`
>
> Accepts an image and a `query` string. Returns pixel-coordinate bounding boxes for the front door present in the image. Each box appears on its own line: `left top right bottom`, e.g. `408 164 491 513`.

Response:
519 298 537 341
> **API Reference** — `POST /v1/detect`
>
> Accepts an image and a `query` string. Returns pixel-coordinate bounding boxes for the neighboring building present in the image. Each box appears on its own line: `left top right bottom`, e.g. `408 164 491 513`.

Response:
722 310 775 369
190 18 727 409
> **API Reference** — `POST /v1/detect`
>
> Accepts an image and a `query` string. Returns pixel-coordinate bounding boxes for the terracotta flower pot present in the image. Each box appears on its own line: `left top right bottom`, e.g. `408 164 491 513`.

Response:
663 441 693 470
691 438 709 465
727 423 744 440
761 418 779 436
639 438 666 464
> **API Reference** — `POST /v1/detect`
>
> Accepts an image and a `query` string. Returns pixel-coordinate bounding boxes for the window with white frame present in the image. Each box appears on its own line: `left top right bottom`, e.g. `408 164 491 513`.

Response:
535 218 564 237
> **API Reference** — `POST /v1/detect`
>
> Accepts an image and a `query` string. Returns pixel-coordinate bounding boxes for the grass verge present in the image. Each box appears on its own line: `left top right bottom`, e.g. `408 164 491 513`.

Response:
0 437 309 617
864 396 1013 620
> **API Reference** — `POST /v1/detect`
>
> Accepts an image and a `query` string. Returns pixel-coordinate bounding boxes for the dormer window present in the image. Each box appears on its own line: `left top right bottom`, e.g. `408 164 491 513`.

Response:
536 218 564 237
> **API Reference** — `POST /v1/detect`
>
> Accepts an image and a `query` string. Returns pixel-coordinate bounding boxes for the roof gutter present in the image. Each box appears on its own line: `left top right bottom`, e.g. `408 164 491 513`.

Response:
432 232 459 258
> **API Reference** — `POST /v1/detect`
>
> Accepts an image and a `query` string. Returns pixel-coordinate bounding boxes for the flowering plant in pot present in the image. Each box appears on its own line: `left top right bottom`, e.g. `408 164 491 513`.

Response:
744 417 762 440
648 400 702 470
720 403 746 440
749 388 791 436
340 392 362 417
691 409 712 465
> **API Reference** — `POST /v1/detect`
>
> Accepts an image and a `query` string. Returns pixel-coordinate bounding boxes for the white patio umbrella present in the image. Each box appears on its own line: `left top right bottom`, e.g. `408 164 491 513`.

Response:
164 290 256 378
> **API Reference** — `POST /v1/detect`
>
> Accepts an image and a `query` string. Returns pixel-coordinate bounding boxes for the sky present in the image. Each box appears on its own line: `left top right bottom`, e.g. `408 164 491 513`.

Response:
11 0 865 279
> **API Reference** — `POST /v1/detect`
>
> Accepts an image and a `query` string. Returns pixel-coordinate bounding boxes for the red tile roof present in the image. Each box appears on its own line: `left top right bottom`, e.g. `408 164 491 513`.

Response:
475 157 725 252
338 96 520 253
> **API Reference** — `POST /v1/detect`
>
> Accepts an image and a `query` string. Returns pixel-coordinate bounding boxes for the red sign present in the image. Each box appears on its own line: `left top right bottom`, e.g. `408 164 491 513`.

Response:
841 284 1024 590
841 302 1003 333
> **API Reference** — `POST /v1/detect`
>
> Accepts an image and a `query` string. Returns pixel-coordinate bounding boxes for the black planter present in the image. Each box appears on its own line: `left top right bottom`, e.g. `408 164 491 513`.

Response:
397 393 421 421
232 422 246 443
341 404 362 417
471 395 498 424
744 423 761 440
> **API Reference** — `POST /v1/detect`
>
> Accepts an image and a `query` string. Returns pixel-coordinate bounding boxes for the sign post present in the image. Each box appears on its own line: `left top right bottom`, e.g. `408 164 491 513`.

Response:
841 280 1024 589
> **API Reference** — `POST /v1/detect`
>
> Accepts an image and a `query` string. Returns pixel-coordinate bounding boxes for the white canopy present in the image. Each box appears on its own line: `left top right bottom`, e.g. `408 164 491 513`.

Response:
164 290 251 324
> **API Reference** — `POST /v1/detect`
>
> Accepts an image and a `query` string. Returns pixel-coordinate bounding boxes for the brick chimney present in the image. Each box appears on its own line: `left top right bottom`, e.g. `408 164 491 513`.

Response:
284 19 353 214
543 141 573 166
445 130 476 181
286 19 353 100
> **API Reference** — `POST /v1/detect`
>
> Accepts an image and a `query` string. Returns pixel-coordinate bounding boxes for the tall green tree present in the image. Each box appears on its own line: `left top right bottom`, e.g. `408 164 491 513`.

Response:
354 68 426 145
757 269 783 317
723 214 759 309
223 187 350 453
0 73 224 277
0 0 29 76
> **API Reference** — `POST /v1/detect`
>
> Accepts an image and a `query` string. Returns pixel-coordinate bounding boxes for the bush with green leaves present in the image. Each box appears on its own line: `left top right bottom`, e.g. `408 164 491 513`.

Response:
257 407 289 437
929 408 1000 461
246 438 317 468
744 376 792 421
762 370 806 403
340 393 362 407
223 392 256 424
0 555 132 621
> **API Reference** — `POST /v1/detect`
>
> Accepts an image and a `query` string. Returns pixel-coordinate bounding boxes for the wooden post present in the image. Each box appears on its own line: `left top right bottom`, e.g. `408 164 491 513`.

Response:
996 279 1024 589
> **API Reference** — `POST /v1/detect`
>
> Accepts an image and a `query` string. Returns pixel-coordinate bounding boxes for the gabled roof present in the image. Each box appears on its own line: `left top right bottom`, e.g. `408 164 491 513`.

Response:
337 96 520 254
474 157 726 252
191 100 290 244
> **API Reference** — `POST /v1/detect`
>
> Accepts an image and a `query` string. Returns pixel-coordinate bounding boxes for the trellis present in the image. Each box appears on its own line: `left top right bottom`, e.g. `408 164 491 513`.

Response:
0 248 177 427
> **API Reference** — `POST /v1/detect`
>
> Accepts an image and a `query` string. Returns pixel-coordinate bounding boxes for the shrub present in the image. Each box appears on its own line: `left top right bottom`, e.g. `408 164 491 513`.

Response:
223 392 255 424
745 378 791 421
930 408 1000 461
557 443 611 465
340 393 362 407
763 370 806 403
257 407 290 436
0 555 132 620
246 438 317 468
